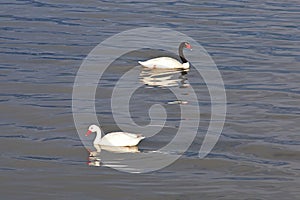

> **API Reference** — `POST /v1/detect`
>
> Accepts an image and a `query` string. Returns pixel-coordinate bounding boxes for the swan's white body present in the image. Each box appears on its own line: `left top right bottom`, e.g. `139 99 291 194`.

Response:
86 125 145 147
138 57 189 69
138 42 192 69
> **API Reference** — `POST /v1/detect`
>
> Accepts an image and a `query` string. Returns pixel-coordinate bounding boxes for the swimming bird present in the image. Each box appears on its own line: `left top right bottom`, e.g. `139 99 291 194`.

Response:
138 42 192 69
85 124 145 147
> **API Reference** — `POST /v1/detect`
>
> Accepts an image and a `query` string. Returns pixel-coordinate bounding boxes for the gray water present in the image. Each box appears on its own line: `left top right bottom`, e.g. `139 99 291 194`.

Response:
1 0 300 199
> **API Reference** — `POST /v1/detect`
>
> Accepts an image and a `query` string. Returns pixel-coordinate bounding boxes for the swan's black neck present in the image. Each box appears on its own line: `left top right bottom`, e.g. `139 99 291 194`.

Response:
179 42 188 63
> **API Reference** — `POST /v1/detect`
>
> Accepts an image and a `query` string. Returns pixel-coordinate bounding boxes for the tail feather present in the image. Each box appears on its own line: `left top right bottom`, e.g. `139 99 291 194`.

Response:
137 134 145 139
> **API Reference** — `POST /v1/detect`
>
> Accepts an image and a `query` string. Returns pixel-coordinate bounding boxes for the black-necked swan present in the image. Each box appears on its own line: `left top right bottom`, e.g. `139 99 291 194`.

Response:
138 42 192 69
86 124 145 146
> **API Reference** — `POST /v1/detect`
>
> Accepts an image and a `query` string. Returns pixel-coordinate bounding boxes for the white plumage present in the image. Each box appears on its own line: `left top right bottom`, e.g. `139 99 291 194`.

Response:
86 124 145 147
138 42 191 69
138 57 189 69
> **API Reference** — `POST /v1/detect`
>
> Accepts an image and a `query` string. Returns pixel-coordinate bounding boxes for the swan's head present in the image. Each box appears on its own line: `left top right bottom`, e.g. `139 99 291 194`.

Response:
86 124 100 136
184 42 192 50
182 62 190 69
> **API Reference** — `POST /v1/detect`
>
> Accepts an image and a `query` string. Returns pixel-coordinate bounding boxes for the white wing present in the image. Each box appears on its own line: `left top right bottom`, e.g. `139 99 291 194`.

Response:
100 132 145 146
139 57 186 69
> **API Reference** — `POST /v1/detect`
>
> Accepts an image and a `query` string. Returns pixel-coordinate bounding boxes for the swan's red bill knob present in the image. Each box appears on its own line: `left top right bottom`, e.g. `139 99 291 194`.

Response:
85 130 92 136
186 43 192 49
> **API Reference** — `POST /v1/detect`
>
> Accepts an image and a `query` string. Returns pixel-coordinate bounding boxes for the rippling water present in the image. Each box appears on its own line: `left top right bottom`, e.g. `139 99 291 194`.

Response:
1 0 300 199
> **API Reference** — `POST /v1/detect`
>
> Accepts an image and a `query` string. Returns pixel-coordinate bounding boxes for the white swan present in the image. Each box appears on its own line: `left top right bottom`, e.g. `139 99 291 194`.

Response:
85 124 145 147
138 42 192 69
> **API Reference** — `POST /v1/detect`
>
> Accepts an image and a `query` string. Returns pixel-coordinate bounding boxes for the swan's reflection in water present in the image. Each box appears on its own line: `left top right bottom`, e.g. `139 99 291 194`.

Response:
88 144 141 167
139 68 189 88
139 68 190 105
87 144 183 172
88 156 101 167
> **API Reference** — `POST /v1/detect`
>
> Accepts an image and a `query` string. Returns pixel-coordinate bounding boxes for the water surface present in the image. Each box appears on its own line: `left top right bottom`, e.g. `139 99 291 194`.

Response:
1 0 300 199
